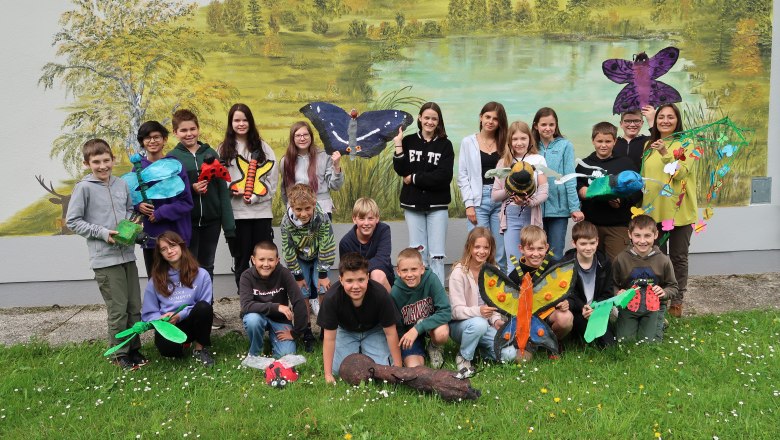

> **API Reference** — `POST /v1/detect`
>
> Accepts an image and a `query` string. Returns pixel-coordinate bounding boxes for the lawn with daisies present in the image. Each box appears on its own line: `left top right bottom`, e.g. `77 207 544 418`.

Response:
1 310 779 439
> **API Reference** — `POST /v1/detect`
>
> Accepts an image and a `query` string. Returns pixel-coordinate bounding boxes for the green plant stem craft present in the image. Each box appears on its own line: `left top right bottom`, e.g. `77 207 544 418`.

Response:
103 305 187 357
583 287 637 343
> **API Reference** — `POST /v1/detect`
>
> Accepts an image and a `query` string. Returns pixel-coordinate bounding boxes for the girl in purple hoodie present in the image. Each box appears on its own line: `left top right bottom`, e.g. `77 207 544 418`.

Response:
141 231 215 366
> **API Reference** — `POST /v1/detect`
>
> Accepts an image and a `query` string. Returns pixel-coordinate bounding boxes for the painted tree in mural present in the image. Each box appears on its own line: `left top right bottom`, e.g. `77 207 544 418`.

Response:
39 0 237 175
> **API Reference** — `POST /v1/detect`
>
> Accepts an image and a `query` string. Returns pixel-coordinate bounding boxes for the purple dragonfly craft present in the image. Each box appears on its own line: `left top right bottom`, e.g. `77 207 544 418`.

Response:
300 101 413 158
602 46 682 114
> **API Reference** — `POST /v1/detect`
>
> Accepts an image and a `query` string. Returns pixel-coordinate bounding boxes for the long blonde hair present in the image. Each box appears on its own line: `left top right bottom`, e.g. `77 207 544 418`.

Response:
501 120 538 166
455 227 496 273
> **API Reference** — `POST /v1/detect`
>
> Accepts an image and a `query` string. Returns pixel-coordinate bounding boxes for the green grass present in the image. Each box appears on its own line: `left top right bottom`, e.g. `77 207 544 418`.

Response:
2 310 778 438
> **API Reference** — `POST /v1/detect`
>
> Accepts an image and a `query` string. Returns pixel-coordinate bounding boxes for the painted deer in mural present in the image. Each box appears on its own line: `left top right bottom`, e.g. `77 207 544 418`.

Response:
35 175 72 235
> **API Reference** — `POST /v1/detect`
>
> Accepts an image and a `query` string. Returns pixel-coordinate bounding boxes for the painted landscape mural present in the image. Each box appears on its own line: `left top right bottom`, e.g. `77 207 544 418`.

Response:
0 0 771 236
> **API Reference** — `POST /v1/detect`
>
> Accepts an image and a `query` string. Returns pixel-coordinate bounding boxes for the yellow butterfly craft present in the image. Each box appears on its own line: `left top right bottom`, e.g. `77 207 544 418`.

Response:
230 154 275 203
478 257 577 360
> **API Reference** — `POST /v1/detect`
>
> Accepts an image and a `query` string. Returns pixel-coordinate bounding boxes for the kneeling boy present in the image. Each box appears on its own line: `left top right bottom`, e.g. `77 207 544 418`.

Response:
613 215 678 342
559 221 616 347
390 248 451 368
239 241 308 357
318 253 402 384
339 197 394 292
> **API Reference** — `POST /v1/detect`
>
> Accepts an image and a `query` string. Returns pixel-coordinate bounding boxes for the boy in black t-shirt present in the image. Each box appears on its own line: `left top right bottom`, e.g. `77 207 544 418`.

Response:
318 253 403 384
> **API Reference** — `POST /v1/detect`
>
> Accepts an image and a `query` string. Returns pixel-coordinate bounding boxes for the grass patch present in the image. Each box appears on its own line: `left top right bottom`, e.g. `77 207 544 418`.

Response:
1 310 778 438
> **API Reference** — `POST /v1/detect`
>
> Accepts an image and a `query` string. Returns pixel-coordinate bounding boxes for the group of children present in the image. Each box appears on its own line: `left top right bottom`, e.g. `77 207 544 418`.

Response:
65 101 685 380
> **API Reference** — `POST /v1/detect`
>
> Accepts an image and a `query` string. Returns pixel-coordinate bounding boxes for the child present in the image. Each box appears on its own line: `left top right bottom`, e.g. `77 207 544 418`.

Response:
318 253 402 384
218 104 278 288
280 121 343 217
532 107 583 260
457 102 509 271
338 197 394 292
134 121 194 275
448 227 504 378
508 226 574 343
390 248 451 368
492 120 549 272
392 101 455 287
614 106 655 170
168 109 236 280
280 183 336 347
613 215 678 342
558 221 616 347
141 232 215 366
576 122 641 261
66 139 146 370
239 241 308 358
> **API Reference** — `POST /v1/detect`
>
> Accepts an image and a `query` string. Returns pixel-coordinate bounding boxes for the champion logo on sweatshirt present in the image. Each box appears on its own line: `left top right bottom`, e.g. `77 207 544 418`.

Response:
253 287 285 297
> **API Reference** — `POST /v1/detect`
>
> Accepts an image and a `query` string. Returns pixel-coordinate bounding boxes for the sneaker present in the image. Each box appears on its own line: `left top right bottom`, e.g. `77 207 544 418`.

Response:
455 354 474 379
309 298 320 317
112 355 137 371
128 350 149 367
212 312 225 330
192 347 215 367
426 342 444 369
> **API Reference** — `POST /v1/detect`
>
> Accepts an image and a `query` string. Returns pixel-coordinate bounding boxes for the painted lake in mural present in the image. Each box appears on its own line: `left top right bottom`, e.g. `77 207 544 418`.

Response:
371 36 703 157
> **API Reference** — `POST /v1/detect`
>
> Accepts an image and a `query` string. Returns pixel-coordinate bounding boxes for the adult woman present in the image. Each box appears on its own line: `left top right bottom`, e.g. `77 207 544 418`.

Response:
280 121 343 216
457 102 509 271
141 231 215 366
218 103 278 287
641 103 695 318
392 102 454 287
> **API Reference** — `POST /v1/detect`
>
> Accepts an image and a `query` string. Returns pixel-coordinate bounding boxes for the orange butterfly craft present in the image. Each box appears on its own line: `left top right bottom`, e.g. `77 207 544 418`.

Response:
479 256 577 360
229 152 275 203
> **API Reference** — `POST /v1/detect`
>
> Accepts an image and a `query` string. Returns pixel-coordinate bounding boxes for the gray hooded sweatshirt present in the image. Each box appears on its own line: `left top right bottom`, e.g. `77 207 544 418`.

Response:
66 174 137 269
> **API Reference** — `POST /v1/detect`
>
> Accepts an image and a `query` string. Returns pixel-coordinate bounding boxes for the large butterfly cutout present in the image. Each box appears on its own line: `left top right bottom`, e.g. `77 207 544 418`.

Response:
479 258 577 358
121 155 185 206
229 153 275 202
602 46 682 114
300 101 414 158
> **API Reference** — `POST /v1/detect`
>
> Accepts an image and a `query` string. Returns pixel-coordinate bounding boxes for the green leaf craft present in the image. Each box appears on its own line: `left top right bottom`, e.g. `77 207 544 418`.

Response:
103 305 188 357
583 287 637 343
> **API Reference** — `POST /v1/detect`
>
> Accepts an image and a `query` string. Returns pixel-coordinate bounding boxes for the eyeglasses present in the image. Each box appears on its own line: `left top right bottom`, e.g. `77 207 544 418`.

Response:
143 135 164 142
159 245 179 253
622 119 643 126
294 134 310 139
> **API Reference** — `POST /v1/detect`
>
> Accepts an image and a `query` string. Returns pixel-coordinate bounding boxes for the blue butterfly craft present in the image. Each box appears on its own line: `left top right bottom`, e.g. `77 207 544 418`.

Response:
300 101 414 158
602 46 682 114
121 154 185 206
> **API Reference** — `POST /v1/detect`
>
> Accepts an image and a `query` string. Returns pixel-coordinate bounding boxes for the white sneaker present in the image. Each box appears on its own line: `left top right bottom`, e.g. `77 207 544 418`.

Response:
427 342 444 369
455 354 475 378
309 298 320 317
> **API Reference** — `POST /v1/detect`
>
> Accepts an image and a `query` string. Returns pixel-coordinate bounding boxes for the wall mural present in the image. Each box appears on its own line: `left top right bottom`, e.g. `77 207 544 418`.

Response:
0 0 771 236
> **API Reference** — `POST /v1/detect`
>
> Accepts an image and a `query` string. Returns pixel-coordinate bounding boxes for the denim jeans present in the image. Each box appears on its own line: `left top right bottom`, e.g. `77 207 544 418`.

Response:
468 185 505 271
543 216 569 261
332 326 391 376
404 208 448 287
503 203 533 273
449 317 497 361
242 312 296 357
297 258 319 299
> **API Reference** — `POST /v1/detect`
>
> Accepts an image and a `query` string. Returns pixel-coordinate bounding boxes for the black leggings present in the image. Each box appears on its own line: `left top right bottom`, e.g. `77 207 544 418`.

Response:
154 301 214 357
233 218 274 287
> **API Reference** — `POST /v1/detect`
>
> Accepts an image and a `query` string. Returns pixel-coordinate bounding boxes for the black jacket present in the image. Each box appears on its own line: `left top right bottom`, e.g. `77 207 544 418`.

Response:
576 152 641 226
393 132 454 211
559 248 613 315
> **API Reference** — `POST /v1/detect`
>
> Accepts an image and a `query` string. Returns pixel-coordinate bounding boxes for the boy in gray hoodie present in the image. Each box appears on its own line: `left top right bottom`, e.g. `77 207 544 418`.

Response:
66 139 145 370
390 248 451 368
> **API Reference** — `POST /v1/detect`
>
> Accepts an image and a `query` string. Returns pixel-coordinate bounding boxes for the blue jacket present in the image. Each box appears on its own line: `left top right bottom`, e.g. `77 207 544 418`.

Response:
539 137 580 218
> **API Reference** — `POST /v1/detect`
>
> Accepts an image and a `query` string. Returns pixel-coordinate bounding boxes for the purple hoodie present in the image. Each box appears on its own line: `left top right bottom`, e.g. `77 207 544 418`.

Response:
135 156 194 248
141 268 213 321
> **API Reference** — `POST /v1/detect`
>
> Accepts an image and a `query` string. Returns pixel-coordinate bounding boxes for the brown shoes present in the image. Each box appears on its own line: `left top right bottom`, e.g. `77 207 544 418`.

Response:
668 303 683 318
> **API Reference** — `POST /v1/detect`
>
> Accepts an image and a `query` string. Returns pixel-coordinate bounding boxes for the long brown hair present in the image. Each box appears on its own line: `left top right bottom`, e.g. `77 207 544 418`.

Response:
151 231 201 297
218 103 266 166
455 227 496 273
648 103 683 145
283 121 319 194
479 101 508 158
532 107 564 145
